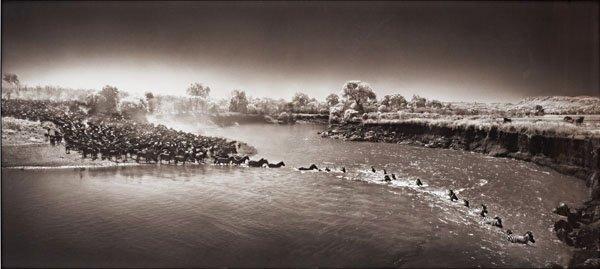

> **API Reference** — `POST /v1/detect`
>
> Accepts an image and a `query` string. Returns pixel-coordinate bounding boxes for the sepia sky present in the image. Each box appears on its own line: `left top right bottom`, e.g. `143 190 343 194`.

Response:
2 1 599 102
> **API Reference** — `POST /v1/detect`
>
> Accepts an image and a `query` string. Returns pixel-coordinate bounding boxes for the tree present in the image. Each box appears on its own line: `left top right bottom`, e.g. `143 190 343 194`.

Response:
145 92 154 100
2 73 20 99
2 73 19 86
292 92 310 112
186 82 211 112
534 105 545 116
145 92 157 113
98 85 120 114
381 94 408 111
326 93 340 107
410 94 427 108
229 90 249 113
186 83 211 98
85 93 103 115
340 81 377 112
305 99 320 114
427 99 443 109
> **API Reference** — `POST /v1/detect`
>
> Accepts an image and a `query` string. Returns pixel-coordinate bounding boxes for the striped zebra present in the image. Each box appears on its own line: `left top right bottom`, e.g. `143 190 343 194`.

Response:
506 230 535 244
483 216 503 228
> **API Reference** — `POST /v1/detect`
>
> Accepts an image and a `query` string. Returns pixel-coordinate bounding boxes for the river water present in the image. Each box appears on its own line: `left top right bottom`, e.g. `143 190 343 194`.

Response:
2 121 587 267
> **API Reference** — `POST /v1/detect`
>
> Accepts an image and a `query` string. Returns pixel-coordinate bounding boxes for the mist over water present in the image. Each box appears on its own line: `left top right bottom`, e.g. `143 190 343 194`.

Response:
2 121 587 267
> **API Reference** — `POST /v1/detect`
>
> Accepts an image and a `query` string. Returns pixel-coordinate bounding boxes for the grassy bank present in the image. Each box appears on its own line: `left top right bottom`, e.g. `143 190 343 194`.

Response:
361 113 600 138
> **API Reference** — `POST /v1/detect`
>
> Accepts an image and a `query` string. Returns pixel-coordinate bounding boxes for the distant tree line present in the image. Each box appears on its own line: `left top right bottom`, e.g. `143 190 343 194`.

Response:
5 71 599 122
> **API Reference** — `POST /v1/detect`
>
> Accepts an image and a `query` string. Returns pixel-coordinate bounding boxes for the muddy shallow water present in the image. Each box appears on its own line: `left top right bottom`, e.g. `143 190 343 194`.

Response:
2 122 586 267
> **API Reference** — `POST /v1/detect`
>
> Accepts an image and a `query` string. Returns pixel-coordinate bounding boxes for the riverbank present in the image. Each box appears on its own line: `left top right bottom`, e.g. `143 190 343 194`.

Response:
320 119 600 267
320 119 600 180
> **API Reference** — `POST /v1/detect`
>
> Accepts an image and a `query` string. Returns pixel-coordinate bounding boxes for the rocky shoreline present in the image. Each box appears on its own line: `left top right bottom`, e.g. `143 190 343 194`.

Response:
320 121 600 268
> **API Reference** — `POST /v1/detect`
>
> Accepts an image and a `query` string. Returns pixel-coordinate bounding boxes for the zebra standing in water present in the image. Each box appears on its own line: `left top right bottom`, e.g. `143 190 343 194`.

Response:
506 230 535 244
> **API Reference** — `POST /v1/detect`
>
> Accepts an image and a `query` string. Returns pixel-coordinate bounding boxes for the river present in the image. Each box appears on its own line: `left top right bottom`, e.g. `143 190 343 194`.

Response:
1 120 587 267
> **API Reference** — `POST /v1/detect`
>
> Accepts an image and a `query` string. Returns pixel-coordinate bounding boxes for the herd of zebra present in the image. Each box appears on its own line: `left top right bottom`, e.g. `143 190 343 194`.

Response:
2 99 242 164
2 99 290 169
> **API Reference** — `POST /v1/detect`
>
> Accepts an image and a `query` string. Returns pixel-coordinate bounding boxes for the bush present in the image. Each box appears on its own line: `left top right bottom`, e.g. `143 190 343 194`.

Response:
343 109 360 122
329 104 344 124
277 111 292 123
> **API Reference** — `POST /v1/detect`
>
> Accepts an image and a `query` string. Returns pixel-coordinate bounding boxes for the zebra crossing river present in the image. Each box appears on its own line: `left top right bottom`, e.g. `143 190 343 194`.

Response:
2 121 587 267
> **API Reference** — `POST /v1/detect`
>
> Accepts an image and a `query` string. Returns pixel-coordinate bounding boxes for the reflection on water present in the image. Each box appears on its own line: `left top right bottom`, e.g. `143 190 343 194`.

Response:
2 123 587 267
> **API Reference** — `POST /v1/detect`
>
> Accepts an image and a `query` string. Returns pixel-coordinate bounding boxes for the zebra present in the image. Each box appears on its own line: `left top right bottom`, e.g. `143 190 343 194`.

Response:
480 204 488 217
483 216 503 228
267 161 285 168
298 164 318 171
506 230 535 244
448 189 459 201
